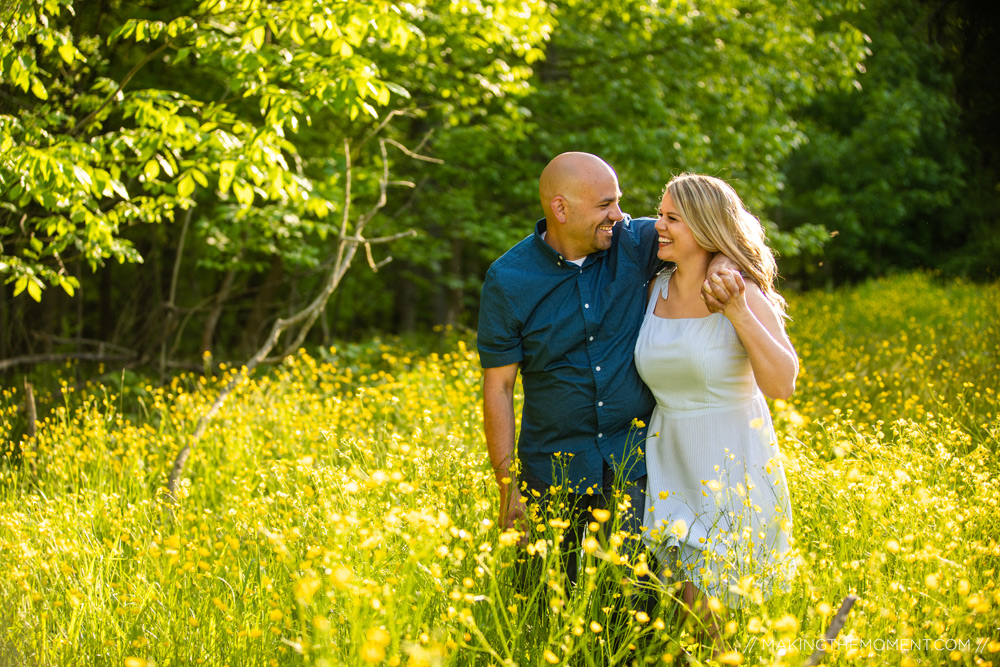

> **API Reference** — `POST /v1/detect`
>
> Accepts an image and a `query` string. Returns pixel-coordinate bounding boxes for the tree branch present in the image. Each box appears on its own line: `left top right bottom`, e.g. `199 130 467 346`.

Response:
166 129 422 499
70 0 224 136
0 352 138 372
803 594 858 666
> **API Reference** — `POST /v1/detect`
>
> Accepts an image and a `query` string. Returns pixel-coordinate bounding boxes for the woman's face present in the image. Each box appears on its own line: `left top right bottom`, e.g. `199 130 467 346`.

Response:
655 191 705 263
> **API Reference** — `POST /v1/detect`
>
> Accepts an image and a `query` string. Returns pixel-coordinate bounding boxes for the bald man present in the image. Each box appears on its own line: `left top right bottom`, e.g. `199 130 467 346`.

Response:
477 152 664 579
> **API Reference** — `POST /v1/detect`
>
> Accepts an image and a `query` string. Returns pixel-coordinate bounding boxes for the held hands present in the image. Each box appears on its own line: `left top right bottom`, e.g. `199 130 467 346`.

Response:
701 269 747 319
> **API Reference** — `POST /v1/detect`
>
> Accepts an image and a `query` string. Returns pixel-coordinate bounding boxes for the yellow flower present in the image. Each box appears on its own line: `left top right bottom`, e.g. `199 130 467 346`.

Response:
543 649 560 664
526 539 548 557
360 641 386 663
591 508 611 523
717 651 743 665
330 566 353 589
590 621 603 634
366 627 391 647
772 614 798 634
669 519 688 540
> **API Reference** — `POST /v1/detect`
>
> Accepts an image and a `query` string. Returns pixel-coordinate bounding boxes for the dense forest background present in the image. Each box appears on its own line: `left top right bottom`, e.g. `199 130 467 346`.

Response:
2 0 997 370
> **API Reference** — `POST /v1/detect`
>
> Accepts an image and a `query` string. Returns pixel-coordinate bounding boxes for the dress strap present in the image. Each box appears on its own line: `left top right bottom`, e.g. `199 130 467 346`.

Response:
646 269 673 314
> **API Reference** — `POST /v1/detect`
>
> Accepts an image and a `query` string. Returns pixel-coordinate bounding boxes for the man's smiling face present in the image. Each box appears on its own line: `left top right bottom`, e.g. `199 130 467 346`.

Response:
562 170 624 259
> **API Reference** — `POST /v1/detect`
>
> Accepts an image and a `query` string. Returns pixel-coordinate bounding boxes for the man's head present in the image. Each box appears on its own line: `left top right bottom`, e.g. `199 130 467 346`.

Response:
539 152 624 261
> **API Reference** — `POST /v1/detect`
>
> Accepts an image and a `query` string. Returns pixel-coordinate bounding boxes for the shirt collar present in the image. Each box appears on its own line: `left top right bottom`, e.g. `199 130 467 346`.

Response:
533 218 609 267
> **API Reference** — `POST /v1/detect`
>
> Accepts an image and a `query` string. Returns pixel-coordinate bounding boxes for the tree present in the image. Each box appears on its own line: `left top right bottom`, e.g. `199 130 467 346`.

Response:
0 0 552 361
379 0 870 331
776 0 998 285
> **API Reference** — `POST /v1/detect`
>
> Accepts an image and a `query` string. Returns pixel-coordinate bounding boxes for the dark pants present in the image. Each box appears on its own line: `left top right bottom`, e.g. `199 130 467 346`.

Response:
521 462 648 584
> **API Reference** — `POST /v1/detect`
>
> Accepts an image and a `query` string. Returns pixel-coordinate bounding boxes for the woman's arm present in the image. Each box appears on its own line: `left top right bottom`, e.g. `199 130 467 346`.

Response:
703 270 798 399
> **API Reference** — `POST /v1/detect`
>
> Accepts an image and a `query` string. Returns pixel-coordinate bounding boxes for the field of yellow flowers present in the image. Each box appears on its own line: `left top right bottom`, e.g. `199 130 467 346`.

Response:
1 272 999 666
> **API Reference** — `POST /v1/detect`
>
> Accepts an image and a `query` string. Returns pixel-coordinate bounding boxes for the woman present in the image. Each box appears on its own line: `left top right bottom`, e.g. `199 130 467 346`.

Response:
634 173 797 632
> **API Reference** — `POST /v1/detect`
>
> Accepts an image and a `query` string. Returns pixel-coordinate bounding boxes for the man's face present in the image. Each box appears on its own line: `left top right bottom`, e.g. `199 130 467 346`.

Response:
562 171 624 258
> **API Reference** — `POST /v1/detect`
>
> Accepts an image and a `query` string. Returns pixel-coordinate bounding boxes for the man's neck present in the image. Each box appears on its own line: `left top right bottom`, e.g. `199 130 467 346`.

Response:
541 230 587 263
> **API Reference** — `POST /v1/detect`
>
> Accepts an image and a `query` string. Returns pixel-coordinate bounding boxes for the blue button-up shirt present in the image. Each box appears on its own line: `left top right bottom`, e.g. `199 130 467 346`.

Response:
477 215 663 491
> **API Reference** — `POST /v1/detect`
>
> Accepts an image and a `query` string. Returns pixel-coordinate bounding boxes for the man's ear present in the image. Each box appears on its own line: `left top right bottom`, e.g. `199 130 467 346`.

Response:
551 196 568 223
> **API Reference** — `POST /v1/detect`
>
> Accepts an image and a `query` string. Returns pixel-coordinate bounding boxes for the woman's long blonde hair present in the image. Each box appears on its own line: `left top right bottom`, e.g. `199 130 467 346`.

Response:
666 173 787 317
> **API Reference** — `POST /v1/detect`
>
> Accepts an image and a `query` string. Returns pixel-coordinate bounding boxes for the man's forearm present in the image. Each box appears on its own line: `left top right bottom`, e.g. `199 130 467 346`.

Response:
484 390 517 486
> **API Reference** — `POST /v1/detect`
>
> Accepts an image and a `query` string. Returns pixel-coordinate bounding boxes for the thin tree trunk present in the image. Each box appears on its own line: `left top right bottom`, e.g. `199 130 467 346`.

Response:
161 207 193 379
75 258 84 354
200 262 239 354
23 377 36 476
240 256 284 355
445 237 463 326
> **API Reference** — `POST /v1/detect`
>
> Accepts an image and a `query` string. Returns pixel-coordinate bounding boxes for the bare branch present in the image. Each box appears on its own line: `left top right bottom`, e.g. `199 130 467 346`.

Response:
30 332 136 356
166 119 427 500
340 229 417 245
803 595 858 666
357 108 414 154
0 352 138 372
383 137 444 164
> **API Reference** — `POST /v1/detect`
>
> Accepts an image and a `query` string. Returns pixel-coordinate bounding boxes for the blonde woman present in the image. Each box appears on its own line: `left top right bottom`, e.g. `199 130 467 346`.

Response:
634 173 797 640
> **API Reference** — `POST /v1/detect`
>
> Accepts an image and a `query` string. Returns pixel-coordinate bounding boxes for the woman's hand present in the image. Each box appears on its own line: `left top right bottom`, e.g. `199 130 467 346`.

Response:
702 269 747 319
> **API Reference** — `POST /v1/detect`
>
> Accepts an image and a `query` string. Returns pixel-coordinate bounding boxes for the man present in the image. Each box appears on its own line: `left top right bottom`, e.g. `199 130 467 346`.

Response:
477 152 661 574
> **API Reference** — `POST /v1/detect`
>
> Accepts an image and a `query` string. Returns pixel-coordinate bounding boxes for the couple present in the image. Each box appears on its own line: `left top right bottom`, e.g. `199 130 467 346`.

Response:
477 152 796 622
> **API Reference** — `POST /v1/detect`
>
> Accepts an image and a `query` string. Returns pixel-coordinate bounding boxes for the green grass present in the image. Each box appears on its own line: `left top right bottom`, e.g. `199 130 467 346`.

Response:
1 272 998 666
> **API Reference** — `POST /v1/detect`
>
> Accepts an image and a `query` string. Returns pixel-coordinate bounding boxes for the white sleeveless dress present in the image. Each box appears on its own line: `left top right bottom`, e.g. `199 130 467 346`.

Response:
634 269 794 605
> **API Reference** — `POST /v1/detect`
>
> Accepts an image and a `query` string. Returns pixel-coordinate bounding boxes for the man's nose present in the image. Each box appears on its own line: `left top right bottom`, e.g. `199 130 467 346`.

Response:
608 203 624 221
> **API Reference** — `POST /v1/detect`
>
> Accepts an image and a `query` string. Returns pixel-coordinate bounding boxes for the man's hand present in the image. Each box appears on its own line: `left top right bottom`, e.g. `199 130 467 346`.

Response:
498 479 529 547
702 269 747 318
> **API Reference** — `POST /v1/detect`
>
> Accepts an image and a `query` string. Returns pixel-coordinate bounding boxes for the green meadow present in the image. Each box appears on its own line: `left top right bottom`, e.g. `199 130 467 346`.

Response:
1 272 998 667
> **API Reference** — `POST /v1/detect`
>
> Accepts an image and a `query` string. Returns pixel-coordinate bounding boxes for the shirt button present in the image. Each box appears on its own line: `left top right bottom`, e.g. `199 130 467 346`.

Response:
598 401 603 407
595 366 601 372
598 433 603 438
584 303 590 309
589 336 594 341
